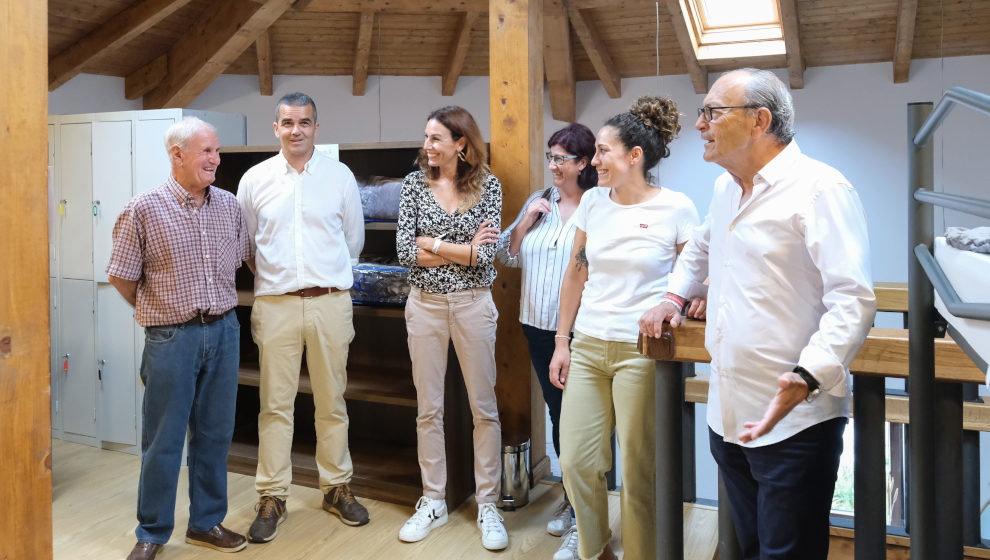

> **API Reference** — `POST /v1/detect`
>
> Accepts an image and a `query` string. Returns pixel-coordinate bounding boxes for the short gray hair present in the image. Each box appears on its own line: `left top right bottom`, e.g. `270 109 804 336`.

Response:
164 117 217 153
732 68 796 144
275 92 318 122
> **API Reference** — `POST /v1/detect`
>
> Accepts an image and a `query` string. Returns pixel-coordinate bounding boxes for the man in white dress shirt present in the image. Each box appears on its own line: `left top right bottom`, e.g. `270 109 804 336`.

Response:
640 69 877 559
237 92 368 543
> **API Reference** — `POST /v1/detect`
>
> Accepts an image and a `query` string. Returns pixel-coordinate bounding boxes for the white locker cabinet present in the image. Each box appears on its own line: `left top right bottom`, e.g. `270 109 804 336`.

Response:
97 285 137 446
135 118 175 195
58 122 94 281
50 281 60 435
48 108 246 453
59 278 98 440
92 121 133 283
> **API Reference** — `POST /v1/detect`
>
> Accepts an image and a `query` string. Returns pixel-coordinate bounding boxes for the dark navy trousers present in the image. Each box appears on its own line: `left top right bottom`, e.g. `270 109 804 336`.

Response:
710 417 847 560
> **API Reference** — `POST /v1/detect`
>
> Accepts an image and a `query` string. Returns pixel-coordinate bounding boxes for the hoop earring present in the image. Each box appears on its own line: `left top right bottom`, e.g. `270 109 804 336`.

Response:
458 150 467 162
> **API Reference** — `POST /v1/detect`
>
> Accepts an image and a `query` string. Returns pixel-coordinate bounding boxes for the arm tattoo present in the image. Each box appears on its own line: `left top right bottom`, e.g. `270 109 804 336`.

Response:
574 246 588 271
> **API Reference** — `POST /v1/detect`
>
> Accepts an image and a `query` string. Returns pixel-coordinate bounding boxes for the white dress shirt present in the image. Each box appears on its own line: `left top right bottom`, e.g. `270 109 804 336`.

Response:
667 142 877 446
237 151 364 297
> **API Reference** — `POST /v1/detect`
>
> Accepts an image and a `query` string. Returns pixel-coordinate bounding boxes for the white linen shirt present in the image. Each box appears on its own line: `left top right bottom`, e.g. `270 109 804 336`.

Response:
495 186 579 331
236 150 365 297
667 141 877 447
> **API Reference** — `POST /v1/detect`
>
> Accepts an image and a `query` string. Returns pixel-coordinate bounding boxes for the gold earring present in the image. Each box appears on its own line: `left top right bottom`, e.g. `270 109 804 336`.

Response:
458 150 467 162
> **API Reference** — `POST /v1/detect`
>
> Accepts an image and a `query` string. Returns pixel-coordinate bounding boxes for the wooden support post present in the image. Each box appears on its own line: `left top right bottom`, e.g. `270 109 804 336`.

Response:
489 0 544 463
256 28 274 96
0 0 53 559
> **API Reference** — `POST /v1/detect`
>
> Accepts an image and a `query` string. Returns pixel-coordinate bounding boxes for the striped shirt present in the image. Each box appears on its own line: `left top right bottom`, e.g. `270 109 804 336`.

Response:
495 186 577 331
106 176 250 327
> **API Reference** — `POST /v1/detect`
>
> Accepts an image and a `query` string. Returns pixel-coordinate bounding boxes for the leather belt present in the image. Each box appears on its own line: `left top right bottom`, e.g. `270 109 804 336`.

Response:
181 309 231 327
283 286 342 298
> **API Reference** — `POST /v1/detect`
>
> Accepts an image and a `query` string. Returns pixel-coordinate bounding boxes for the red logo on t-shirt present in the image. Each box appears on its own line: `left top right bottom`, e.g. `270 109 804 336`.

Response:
640 224 648 228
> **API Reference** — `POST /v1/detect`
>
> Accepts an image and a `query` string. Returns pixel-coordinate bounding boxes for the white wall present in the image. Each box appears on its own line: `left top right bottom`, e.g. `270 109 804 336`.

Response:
49 55 990 534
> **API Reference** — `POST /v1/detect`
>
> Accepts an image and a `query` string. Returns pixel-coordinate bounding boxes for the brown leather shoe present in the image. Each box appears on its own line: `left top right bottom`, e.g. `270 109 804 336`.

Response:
323 483 369 526
185 523 248 553
126 542 162 560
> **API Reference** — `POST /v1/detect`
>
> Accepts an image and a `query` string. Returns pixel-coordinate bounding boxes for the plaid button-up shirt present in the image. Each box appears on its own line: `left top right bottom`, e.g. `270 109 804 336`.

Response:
107 176 251 327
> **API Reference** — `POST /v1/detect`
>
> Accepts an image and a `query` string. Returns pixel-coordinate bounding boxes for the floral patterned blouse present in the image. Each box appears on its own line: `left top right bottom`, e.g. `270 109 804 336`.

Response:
396 170 502 293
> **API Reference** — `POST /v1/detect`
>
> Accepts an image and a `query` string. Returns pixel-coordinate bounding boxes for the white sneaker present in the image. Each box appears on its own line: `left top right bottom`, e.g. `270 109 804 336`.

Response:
553 526 579 560
546 498 573 536
399 496 448 543
477 503 508 550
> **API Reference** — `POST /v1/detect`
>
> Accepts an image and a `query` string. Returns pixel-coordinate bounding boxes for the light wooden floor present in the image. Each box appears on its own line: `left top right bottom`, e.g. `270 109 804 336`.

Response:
52 439 718 559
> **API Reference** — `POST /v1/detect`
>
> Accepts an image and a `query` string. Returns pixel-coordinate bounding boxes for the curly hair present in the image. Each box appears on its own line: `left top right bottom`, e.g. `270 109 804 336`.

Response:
416 106 490 212
604 95 681 181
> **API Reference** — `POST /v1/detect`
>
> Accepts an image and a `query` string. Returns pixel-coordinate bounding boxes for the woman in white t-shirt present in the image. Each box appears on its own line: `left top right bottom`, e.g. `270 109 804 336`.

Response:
549 96 701 560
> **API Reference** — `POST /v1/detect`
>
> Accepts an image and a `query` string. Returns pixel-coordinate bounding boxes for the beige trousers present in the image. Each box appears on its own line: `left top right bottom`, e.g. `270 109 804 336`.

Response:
559 331 657 560
251 291 355 497
405 286 502 504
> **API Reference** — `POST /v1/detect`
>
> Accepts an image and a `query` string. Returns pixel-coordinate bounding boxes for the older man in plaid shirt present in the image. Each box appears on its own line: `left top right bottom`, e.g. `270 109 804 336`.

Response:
107 117 251 560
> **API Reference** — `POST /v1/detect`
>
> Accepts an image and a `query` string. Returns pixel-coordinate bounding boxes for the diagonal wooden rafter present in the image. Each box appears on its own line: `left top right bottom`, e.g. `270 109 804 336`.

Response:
663 0 707 94
352 11 376 96
567 5 620 98
48 0 193 91
141 0 296 109
893 0 918 83
442 11 481 96
125 54 168 100
544 0 574 121
778 0 805 89
256 28 274 96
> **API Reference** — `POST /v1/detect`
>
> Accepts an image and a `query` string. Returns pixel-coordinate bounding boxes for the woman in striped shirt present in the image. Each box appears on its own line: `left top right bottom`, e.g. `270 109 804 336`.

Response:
496 123 597 559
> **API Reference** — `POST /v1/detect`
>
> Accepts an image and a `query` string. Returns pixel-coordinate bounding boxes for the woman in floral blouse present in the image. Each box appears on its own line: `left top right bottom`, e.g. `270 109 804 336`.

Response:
394 105 507 552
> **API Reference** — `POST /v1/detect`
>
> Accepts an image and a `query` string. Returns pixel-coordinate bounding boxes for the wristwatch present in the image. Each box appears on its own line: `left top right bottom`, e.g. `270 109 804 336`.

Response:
793 366 821 403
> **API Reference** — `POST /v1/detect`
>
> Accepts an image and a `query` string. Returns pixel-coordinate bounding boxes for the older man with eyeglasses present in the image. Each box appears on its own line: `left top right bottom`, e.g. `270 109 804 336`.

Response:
640 68 877 559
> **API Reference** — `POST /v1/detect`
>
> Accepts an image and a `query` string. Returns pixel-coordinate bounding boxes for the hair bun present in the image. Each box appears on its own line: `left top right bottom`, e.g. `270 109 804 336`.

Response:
630 96 681 145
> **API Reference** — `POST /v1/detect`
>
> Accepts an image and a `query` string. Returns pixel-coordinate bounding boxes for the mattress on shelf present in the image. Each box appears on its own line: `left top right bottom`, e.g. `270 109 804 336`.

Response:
933 236 990 379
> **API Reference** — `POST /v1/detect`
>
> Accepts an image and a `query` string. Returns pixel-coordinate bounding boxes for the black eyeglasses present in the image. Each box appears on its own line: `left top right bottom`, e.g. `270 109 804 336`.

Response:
697 105 761 122
545 152 579 166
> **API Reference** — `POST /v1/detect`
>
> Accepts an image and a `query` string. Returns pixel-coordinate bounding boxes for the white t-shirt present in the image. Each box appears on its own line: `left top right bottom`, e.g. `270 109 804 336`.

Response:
573 186 699 343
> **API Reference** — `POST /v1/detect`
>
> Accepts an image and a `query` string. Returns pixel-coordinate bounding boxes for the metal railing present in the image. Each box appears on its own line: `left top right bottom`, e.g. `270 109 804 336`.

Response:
907 86 990 560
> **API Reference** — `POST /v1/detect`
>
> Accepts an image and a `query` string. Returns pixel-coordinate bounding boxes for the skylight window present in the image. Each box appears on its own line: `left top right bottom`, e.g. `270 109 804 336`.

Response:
683 0 785 61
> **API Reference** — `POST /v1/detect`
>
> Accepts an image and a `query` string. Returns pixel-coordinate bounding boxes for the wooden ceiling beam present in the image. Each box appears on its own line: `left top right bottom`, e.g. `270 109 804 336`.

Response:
125 54 167 100
893 0 919 83
663 0 708 94
544 0 575 122
779 0 805 89
269 0 654 8
256 28 274 96
48 0 193 91
568 6 620 98
352 11 375 96
142 0 296 109
441 11 480 96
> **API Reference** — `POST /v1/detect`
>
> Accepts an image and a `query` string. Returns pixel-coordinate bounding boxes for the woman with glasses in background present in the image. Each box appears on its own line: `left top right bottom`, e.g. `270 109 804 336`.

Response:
496 123 598 560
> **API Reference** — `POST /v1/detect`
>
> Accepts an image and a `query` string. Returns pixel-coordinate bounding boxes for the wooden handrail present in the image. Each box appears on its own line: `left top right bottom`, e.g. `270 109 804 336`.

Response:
875 282 908 313
683 375 990 432
639 319 985 384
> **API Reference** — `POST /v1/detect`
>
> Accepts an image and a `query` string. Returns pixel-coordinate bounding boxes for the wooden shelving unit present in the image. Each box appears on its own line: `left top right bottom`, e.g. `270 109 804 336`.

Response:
221 144 475 510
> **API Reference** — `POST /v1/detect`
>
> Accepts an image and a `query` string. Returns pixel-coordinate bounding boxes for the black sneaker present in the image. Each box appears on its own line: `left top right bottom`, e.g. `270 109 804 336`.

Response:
248 495 287 543
323 484 369 526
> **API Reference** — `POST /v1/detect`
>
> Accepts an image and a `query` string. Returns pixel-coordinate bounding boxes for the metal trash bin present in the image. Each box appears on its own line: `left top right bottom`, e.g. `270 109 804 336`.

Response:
498 440 530 511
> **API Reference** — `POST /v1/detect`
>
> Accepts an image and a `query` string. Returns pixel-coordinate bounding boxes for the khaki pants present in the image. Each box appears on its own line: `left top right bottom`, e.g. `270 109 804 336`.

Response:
251 291 355 497
405 287 502 504
559 331 656 560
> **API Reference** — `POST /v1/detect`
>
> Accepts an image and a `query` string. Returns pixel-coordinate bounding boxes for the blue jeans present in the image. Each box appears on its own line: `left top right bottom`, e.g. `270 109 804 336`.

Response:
709 417 847 560
521 324 564 459
135 311 240 544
